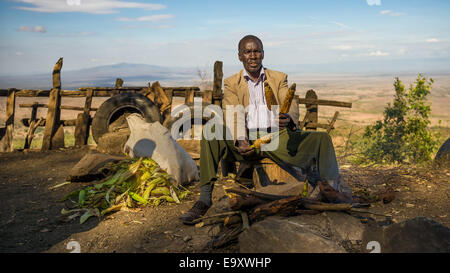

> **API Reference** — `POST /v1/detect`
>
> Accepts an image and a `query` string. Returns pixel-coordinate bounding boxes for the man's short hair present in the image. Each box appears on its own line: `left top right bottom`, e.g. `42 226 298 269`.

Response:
238 35 264 53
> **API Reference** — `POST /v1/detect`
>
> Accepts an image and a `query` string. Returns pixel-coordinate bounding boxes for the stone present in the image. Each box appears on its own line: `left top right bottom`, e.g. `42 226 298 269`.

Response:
239 216 346 253
97 130 130 155
67 150 125 182
362 216 450 253
287 212 365 243
325 212 365 242
435 138 450 163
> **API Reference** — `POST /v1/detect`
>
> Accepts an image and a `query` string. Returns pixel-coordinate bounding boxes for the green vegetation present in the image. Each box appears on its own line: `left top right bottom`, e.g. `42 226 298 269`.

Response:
354 74 440 164
60 157 192 224
13 128 95 150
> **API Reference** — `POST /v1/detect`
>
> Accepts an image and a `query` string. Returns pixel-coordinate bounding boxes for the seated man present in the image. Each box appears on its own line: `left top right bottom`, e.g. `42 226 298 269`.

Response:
179 35 352 224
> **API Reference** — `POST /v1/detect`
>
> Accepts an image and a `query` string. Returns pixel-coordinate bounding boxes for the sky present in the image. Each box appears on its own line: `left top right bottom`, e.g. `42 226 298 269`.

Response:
0 0 449 75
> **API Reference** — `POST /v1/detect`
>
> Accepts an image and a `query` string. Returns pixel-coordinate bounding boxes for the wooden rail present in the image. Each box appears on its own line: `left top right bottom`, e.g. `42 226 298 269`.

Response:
19 103 99 111
0 87 201 98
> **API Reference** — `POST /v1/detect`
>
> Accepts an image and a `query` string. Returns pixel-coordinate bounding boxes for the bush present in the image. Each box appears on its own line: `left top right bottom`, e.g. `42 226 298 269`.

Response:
357 74 439 164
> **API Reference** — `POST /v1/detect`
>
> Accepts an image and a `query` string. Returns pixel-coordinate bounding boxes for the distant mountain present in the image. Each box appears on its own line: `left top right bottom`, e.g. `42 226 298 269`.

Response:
0 63 201 89
1 58 449 90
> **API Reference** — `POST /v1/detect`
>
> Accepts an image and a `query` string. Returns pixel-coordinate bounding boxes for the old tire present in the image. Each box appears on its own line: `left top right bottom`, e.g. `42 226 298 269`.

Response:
91 93 162 144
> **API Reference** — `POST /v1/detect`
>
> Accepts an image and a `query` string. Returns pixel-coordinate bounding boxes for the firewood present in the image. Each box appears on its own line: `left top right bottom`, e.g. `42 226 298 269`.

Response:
249 195 303 222
225 186 320 204
208 225 242 249
225 186 292 201
228 195 267 211
295 209 321 215
191 211 240 224
302 202 352 211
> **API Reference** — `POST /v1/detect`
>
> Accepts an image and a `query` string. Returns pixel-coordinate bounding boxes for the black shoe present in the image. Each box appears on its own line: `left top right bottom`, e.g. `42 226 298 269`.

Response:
179 201 211 225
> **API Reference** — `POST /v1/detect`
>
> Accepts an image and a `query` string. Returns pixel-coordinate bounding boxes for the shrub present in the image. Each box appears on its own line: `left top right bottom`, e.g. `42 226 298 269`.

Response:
357 74 439 164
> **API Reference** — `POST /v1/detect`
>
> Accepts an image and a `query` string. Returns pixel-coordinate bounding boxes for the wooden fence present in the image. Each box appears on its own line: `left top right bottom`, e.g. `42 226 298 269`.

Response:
0 58 351 152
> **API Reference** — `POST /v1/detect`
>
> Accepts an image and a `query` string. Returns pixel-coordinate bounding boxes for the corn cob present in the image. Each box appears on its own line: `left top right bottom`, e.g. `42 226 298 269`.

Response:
280 83 296 114
250 134 273 149
264 82 277 111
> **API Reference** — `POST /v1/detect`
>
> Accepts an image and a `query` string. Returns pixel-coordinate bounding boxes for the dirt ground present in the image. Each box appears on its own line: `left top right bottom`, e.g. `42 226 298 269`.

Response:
0 146 449 253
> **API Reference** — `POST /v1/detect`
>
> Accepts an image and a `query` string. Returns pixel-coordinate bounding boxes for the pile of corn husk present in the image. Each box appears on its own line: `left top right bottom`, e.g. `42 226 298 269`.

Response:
60 157 192 224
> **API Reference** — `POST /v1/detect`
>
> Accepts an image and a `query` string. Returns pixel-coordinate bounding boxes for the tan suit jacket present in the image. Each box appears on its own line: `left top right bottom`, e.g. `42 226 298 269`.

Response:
222 68 299 141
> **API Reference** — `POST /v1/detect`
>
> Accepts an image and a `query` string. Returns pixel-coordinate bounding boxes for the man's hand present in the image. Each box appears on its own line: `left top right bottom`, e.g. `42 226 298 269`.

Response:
236 139 255 157
278 113 292 130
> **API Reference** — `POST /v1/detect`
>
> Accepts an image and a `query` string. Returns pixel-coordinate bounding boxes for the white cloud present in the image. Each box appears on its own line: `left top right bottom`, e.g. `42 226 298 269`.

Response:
368 50 389 56
366 0 381 6
17 25 30 32
426 38 439 43
380 10 405 16
15 51 23 56
17 25 47 33
330 21 351 29
117 14 174 22
32 26 47 33
13 0 166 14
331 45 353 51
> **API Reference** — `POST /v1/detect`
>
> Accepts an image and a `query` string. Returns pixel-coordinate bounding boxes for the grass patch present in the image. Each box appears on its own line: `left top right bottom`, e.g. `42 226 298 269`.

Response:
13 132 96 150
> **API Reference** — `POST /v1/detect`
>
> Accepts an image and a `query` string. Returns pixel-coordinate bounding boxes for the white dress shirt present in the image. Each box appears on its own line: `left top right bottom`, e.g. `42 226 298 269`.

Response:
243 67 278 131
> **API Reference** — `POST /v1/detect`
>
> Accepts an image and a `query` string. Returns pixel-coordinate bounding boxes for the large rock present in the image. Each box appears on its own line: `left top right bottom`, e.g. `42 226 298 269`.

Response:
96 130 130 155
325 212 365 242
435 138 450 163
362 217 450 253
239 215 347 253
239 212 367 253
67 151 126 182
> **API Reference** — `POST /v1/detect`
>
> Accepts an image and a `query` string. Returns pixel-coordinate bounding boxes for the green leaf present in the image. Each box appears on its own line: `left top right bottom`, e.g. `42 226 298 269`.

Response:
79 208 100 224
80 210 93 224
78 190 86 206
129 191 148 205
105 185 115 205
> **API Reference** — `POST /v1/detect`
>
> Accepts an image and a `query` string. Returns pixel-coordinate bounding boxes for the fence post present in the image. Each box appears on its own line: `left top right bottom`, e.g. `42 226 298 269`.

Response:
42 58 64 150
24 102 39 149
75 88 93 146
115 78 123 88
185 88 195 104
303 89 318 131
213 61 223 107
327 111 339 133
0 88 16 152
202 90 213 104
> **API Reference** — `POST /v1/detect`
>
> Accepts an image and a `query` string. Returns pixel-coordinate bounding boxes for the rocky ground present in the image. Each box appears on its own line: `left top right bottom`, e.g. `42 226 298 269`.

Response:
0 146 449 253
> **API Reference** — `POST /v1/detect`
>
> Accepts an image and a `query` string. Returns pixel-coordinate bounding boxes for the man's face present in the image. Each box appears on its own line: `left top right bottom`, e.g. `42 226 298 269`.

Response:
238 39 264 74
